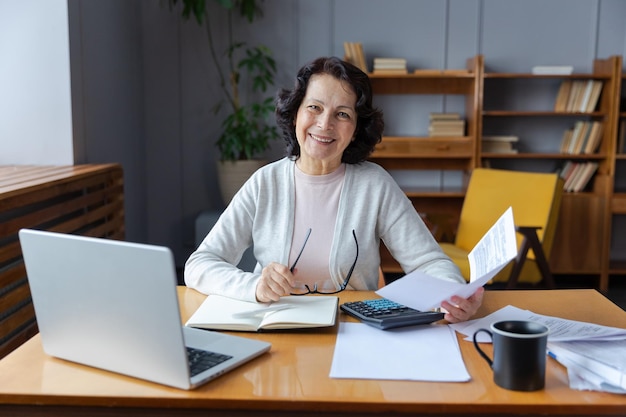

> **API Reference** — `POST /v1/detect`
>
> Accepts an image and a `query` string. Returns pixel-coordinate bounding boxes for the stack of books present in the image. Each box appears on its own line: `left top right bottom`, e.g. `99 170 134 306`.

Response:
343 42 368 73
560 121 603 155
554 80 603 113
482 135 519 154
428 113 465 137
559 161 599 193
372 57 407 74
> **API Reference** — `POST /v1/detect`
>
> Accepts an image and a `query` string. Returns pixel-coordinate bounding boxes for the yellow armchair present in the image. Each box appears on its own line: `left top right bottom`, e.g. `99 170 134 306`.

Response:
439 168 563 288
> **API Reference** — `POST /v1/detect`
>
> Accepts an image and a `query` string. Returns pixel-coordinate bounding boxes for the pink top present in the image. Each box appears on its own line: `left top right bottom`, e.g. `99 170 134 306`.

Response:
288 163 346 287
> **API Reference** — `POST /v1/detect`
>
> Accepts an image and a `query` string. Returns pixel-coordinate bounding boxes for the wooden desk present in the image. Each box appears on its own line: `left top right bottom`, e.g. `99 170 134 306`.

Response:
0 289 624 416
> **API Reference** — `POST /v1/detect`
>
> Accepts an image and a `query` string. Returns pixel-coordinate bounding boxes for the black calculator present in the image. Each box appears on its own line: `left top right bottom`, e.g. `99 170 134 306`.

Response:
340 298 444 330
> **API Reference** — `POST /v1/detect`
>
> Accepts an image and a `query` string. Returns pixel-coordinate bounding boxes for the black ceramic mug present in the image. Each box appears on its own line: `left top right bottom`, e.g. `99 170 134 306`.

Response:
473 320 550 391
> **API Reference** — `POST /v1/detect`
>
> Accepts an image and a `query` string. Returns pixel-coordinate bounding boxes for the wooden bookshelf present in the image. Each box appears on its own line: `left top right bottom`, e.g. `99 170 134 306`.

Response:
368 55 482 272
370 55 625 291
608 71 626 278
481 56 621 292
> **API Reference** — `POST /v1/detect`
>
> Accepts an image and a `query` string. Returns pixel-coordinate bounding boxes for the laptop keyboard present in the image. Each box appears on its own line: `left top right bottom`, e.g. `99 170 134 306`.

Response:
186 347 233 377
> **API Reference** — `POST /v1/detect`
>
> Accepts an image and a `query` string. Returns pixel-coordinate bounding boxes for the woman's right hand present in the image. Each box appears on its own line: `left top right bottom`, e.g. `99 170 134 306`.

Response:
256 262 295 302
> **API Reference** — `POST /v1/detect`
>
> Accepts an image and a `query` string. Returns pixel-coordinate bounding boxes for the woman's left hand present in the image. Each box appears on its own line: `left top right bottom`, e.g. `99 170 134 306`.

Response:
440 287 484 323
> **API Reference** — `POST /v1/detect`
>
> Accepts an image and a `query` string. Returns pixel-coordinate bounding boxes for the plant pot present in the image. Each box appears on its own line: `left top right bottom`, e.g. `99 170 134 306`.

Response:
216 159 266 205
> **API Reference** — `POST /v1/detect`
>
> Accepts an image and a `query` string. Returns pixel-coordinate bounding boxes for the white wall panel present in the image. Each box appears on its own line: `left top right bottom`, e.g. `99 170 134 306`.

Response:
0 0 73 165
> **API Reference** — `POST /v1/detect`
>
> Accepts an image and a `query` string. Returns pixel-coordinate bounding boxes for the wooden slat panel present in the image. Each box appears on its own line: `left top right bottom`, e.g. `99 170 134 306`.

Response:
0 278 36 359
0 260 25 289
0 185 123 237
0 241 21 265
0 166 123 212
0 164 124 359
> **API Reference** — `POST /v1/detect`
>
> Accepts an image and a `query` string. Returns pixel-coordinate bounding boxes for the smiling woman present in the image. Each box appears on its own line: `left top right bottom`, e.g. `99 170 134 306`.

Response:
294 73 358 175
185 56 484 324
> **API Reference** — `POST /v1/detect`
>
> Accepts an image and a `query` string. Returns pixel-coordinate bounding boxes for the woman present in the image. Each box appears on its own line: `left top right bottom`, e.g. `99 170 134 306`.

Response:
185 56 483 323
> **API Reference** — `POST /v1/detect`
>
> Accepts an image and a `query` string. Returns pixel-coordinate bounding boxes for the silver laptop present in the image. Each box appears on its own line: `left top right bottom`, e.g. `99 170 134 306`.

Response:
18 228 271 390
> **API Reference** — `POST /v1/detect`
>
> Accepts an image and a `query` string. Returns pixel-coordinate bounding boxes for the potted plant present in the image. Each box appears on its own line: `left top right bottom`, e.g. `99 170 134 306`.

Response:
169 0 279 204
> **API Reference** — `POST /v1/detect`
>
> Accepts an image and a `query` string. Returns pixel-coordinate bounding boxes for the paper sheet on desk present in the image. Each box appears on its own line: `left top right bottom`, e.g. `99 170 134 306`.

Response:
376 207 517 312
451 305 626 342
329 322 470 382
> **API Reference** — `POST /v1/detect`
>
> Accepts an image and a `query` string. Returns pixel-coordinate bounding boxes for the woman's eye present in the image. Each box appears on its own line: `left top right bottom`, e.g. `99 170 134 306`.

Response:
338 112 351 119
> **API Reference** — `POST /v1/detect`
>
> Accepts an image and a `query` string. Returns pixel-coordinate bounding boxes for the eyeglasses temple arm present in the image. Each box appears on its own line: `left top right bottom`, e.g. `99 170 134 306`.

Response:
290 228 312 273
339 230 359 290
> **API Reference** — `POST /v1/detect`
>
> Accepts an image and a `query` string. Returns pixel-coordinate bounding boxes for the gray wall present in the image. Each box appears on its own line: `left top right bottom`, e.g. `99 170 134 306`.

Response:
67 0 626 268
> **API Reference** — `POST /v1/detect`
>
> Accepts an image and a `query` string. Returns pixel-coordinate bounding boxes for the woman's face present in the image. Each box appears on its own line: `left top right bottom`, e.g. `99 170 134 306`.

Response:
294 73 358 175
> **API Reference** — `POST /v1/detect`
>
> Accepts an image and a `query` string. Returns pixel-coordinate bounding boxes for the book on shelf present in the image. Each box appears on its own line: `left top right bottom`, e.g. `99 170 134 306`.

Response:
373 57 407 67
482 135 519 153
573 163 596 193
531 65 574 75
561 121 603 155
372 57 407 74
430 120 465 128
428 113 465 136
559 160 576 183
572 121 591 154
564 121 582 154
548 339 626 391
482 135 519 142
554 80 572 112
568 165 589 192
584 80 603 112
559 161 599 193
555 80 603 113
565 81 583 112
429 130 465 137
185 294 339 331
559 129 573 153
583 121 603 154
343 41 368 73
372 68 409 75
429 112 462 120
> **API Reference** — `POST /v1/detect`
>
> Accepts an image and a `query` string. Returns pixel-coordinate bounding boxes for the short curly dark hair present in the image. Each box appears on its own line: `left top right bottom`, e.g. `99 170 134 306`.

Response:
275 56 384 164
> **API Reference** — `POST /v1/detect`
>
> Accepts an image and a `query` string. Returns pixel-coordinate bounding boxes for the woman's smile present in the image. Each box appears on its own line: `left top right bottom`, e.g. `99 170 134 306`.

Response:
294 73 357 175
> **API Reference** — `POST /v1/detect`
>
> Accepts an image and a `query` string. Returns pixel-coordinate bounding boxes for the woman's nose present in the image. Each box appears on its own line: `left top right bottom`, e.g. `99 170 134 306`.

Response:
316 112 333 130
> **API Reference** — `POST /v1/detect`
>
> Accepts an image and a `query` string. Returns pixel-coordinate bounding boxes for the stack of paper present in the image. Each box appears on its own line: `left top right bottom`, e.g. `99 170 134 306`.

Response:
547 340 626 393
451 305 626 393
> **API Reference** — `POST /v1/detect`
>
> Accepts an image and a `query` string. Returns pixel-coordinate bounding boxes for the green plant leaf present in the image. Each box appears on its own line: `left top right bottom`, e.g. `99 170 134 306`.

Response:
168 0 278 161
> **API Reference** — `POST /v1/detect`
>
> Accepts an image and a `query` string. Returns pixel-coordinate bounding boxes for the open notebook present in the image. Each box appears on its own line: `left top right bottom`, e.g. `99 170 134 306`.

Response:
186 294 339 331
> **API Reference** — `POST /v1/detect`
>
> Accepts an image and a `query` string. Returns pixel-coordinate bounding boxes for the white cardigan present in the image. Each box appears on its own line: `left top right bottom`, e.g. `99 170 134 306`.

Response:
185 158 463 301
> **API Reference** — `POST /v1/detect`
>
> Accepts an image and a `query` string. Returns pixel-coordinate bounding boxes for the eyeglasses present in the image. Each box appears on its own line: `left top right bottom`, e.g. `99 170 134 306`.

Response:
289 229 358 295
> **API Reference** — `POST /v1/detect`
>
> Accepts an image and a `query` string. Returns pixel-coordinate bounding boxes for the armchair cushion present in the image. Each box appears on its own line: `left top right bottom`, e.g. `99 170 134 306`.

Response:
440 168 563 285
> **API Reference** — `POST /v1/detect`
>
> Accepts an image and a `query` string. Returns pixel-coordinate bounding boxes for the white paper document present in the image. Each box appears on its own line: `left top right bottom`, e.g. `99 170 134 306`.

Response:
330 322 470 382
450 305 626 393
451 304 626 343
376 207 518 311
